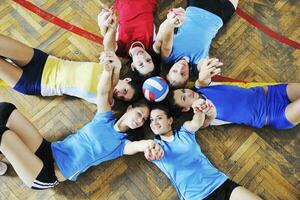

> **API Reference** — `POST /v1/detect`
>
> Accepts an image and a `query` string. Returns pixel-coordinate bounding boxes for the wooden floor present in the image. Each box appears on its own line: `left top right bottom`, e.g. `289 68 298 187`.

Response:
1 0 300 199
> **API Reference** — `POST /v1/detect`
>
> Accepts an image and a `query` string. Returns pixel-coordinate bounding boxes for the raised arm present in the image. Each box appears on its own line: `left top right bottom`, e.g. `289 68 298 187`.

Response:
183 98 217 132
123 140 164 160
158 7 185 59
195 58 223 88
98 10 117 51
96 51 116 113
183 109 205 133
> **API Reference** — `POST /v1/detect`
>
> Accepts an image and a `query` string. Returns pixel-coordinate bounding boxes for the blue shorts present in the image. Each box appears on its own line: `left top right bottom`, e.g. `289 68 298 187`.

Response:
13 48 48 95
266 84 294 129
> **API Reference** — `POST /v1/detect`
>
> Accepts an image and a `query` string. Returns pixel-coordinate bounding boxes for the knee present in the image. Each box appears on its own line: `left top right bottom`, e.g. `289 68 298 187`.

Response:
0 127 11 146
0 102 16 145
0 102 17 126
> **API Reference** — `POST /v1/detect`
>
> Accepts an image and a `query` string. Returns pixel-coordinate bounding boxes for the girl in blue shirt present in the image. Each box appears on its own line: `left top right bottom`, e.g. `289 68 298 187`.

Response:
149 104 261 200
157 0 239 88
167 58 300 130
0 51 163 190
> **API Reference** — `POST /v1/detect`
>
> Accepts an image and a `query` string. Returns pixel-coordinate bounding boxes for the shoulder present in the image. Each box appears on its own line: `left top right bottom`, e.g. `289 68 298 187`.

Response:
93 111 115 123
177 126 196 135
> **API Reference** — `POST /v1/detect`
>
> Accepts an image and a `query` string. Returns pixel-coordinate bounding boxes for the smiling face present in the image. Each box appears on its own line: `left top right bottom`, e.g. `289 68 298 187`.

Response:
113 78 135 101
130 47 155 76
124 105 150 129
150 109 173 135
173 89 200 112
167 59 189 88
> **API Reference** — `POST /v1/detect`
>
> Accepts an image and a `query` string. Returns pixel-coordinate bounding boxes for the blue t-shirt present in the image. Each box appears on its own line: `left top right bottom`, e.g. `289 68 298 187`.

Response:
152 126 227 200
51 111 129 181
164 6 223 75
197 84 267 128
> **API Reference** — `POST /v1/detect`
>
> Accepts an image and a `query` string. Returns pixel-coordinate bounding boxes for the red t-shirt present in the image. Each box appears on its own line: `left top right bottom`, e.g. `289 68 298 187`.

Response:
115 0 157 57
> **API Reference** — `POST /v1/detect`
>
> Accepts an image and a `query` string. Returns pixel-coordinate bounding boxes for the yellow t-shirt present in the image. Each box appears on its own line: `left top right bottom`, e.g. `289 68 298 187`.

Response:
41 55 103 104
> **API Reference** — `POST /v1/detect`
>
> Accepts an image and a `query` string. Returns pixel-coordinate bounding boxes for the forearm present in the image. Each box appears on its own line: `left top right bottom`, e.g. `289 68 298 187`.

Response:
195 78 211 88
202 116 214 128
184 112 205 132
103 28 116 52
192 112 205 127
111 66 121 88
160 23 175 58
97 70 113 96
124 140 150 155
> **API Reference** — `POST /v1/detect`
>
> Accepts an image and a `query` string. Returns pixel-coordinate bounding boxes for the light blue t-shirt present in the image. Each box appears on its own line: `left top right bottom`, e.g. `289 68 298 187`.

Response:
152 126 227 200
164 6 223 75
51 111 129 181
196 84 267 128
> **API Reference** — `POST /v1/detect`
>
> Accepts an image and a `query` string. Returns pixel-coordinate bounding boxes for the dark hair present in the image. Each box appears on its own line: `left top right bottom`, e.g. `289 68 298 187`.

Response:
150 104 173 141
127 79 143 102
131 53 161 82
166 90 183 117
166 73 189 89
131 68 157 82
151 104 172 118
126 99 150 141
131 99 150 110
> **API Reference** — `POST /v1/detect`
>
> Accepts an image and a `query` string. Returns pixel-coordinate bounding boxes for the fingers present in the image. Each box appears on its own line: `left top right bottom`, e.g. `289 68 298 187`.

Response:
167 7 185 27
192 98 206 113
98 9 111 22
98 9 115 27
99 51 118 71
144 148 152 161
145 141 164 161
210 68 221 77
200 100 215 116
152 143 164 160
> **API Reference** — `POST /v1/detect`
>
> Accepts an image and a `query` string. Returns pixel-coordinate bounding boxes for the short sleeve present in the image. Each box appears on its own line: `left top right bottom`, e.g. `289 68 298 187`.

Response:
179 125 196 135
93 111 115 124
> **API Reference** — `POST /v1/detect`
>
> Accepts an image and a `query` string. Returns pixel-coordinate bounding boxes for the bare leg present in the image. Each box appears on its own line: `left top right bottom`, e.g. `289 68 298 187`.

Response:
6 110 43 152
286 83 300 102
229 0 239 9
0 130 43 187
0 34 34 67
1 109 66 182
0 58 22 87
285 99 300 126
230 186 262 200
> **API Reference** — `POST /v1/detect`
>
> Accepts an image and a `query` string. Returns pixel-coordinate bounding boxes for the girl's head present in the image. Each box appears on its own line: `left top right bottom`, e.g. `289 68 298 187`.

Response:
150 104 173 135
166 59 189 88
123 99 150 129
114 78 142 102
129 42 157 81
167 89 200 114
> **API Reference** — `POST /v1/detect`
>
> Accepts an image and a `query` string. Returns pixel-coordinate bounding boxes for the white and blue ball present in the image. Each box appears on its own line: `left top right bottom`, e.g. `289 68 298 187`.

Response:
142 76 169 102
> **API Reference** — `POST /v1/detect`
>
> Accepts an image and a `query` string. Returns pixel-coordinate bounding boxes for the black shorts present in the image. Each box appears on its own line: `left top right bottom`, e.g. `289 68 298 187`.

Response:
31 139 59 190
13 48 48 95
204 179 240 200
187 0 236 24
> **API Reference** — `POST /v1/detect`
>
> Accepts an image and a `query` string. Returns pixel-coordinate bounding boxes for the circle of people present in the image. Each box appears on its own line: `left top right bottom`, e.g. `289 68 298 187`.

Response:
0 0 299 199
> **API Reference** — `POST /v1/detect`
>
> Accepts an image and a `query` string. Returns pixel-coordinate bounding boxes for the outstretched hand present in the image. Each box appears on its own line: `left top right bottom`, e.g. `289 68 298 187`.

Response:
99 51 121 72
144 140 164 161
196 58 223 87
192 98 216 117
98 9 116 36
167 7 185 27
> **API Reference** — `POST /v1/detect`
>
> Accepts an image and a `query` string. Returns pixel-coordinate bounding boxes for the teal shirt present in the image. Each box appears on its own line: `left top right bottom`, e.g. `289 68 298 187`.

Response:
51 111 129 181
152 126 227 200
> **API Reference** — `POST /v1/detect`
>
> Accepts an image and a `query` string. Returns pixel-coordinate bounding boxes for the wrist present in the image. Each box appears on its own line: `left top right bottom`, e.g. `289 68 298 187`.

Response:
197 78 211 87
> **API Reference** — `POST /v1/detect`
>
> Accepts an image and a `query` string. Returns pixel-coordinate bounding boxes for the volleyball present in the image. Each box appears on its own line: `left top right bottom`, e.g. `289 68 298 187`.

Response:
142 76 169 102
